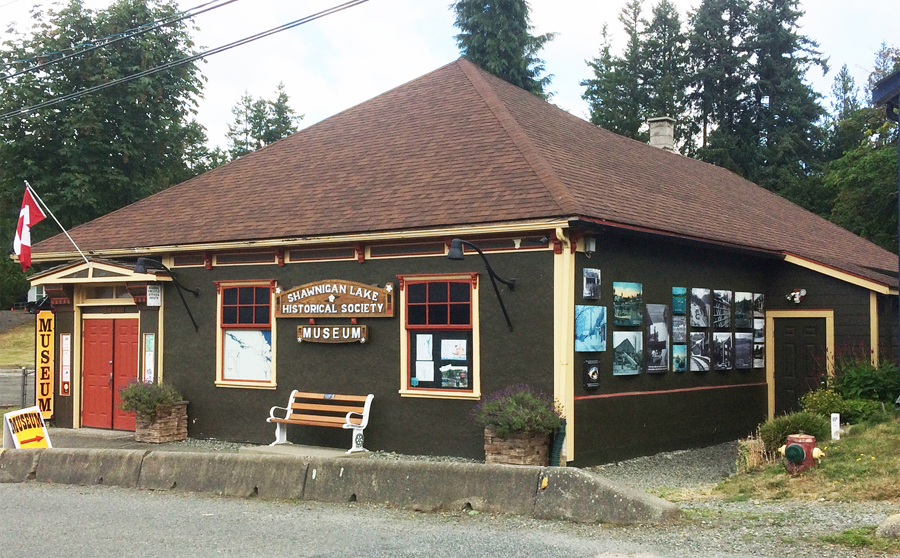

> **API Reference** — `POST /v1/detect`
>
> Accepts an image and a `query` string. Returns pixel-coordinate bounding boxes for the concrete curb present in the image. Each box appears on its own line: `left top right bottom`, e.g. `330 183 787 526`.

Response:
138 452 309 499
0 449 679 524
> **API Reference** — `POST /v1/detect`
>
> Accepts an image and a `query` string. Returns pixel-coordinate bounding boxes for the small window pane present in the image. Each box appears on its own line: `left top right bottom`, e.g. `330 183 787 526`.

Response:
238 306 253 324
408 283 427 304
449 304 470 325
223 288 237 305
449 282 470 302
223 307 237 324
428 283 448 303
428 304 448 325
239 287 254 305
254 306 269 324
255 287 269 305
408 305 427 325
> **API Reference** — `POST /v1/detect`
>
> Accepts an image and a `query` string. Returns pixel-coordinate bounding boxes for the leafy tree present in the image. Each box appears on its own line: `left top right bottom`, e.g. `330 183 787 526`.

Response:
866 42 900 100
451 0 556 98
226 82 302 159
0 257 30 309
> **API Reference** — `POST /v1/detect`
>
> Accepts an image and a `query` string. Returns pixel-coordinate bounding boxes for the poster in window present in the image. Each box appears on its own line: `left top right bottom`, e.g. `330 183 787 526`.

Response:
416 334 433 361
713 332 733 370
753 343 765 368
690 288 710 328
734 292 753 328
713 290 732 329
613 282 642 327
672 287 687 314
645 304 669 373
440 364 468 388
415 360 435 382
672 315 687 343
583 268 601 300
575 305 606 352
752 293 765 318
672 344 687 372
612 331 642 376
690 332 710 371
753 318 765 343
440 339 467 361
735 333 752 369
223 330 272 381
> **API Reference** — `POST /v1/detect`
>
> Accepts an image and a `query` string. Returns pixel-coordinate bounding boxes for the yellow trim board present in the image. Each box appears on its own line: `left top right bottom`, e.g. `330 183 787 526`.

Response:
552 229 575 463
30 259 172 286
870 291 879 367
783 254 891 294
31 219 572 262
765 310 834 420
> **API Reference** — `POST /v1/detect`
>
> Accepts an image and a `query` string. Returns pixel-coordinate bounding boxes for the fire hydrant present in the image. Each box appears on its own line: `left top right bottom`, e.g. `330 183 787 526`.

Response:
778 434 825 474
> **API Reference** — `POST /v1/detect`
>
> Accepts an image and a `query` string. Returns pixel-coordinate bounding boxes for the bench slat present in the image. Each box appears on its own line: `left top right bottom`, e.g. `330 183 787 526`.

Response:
288 413 362 425
291 403 363 413
292 391 369 403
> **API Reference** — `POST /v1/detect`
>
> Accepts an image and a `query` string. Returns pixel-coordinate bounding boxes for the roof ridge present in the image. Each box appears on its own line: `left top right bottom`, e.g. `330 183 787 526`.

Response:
456 59 578 215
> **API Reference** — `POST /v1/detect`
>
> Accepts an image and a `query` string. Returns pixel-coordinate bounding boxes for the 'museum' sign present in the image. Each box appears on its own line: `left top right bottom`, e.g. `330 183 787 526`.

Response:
297 325 368 344
277 280 394 318
35 311 54 419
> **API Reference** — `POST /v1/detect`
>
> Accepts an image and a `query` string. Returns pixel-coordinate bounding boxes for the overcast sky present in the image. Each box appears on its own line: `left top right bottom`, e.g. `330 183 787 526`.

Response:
2 0 898 149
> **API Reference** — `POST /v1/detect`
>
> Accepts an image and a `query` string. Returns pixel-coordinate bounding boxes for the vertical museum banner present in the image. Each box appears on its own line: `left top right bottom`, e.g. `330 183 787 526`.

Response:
35 311 54 419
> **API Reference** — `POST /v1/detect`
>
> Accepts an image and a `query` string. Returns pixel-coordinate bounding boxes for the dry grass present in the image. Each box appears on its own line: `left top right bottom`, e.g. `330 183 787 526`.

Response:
717 417 900 502
0 323 34 366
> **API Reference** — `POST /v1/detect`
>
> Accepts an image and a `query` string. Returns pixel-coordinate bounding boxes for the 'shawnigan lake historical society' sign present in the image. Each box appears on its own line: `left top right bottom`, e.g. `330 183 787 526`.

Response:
276 280 394 318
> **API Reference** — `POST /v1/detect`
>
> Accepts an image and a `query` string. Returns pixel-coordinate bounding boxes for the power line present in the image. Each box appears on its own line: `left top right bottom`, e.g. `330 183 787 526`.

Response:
2 0 239 78
0 0 370 121
0 0 26 10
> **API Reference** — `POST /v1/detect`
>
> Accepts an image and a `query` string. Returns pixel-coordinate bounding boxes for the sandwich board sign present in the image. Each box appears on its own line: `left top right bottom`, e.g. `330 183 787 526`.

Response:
2 406 52 449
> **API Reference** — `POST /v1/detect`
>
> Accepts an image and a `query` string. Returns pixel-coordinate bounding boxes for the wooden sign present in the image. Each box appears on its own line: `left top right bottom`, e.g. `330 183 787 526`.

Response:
297 325 368 344
35 311 54 419
277 280 394 318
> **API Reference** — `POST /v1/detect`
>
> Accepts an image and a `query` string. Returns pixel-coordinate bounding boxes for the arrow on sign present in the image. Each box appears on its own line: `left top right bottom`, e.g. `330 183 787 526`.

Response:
20 435 44 445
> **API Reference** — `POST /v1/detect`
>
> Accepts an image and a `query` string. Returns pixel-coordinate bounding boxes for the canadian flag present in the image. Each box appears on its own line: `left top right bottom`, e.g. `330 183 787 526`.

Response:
13 188 47 271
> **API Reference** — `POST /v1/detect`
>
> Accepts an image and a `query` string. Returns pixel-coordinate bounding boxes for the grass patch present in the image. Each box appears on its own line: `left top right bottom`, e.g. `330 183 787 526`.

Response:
0 323 34 366
820 525 900 553
716 417 900 501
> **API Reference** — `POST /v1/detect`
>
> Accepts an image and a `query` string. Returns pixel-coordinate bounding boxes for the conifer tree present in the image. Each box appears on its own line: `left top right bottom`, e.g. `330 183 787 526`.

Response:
226 83 302 160
641 0 689 146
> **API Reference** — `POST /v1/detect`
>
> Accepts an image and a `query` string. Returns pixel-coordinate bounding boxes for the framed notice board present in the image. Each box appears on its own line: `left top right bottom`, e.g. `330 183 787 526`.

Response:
409 330 474 390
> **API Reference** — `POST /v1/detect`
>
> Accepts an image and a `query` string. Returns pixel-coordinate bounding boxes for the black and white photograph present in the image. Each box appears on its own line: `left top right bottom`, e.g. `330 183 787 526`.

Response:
754 318 765 343
613 282 642 327
613 331 642 376
672 344 687 372
713 332 733 370
583 268 601 300
753 343 765 368
713 290 732 329
734 292 753 328
735 332 752 369
672 315 687 342
753 293 765 318
644 304 669 373
690 288 710 328
690 332 710 371
575 305 607 352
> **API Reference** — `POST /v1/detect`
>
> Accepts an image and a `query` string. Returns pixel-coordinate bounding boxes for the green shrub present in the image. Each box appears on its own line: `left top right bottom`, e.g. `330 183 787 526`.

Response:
832 354 899 403
800 389 849 417
758 412 830 452
844 399 890 424
471 383 562 437
119 381 181 420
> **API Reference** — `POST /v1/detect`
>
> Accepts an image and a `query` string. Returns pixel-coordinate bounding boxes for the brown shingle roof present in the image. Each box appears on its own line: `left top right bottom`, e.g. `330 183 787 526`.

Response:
34 58 898 287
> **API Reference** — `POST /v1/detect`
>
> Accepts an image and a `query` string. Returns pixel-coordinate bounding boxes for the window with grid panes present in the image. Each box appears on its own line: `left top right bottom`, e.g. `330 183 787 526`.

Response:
218 283 275 386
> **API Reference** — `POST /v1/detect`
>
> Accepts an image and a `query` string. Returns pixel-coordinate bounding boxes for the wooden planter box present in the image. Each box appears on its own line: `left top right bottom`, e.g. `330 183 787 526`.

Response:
135 401 188 443
484 427 550 466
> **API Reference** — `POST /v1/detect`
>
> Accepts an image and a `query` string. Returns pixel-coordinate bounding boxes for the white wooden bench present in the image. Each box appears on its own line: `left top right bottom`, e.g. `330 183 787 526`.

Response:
267 390 374 453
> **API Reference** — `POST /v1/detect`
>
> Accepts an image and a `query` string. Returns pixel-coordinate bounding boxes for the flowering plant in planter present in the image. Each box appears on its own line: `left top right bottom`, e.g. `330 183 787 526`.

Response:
473 384 563 466
119 381 181 421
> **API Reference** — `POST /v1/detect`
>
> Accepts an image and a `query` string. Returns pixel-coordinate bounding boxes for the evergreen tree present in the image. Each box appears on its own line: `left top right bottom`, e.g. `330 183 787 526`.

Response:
226 83 302 160
866 42 900 99
452 0 556 98
829 64 860 121
640 0 689 147
581 25 632 135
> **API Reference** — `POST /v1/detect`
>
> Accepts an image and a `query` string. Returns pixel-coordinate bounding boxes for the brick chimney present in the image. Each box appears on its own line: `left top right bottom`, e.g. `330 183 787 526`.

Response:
647 116 676 152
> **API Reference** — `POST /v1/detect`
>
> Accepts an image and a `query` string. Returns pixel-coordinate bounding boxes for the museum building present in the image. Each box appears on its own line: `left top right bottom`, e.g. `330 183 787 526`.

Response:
26 59 899 466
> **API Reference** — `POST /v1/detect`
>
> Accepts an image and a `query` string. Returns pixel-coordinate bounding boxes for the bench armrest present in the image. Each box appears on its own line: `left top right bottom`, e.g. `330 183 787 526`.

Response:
342 394 374 429
267 405 290 422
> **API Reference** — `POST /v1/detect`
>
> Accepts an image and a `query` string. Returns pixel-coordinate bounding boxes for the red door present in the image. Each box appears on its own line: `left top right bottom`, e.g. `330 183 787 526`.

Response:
82 318 139 430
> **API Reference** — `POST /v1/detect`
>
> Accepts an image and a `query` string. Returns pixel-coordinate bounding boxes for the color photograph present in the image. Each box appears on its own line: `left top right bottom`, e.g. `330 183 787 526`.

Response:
583 268 601 300
672 344 687 372
754 318 765 343
690 332 710 371
645 304 669 373
575 305 607 352
713 290 732 329
672 315 687 343
753 293 765 318
690 288 710 328
613 331 642 376
672 287 687 315
734 292 753 328
613 282 643 327
735 332 752 369
713 332 733 370
753 344 765 368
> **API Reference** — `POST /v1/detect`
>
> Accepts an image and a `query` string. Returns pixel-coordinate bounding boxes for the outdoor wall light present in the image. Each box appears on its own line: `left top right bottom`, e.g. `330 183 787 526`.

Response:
447 239 516 332
134 257 200 332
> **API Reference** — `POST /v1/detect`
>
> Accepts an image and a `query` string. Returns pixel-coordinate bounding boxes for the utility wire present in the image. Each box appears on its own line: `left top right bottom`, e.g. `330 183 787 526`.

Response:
3 0 239 79
0 0 369 121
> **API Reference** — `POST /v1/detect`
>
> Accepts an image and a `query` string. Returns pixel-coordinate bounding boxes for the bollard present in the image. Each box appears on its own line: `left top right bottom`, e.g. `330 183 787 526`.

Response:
831 413 841 440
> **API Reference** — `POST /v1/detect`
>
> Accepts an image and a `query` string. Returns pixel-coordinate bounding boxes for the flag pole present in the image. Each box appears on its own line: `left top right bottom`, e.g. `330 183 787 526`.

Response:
24 181 91 267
